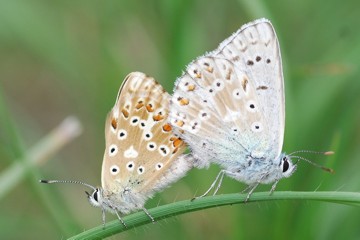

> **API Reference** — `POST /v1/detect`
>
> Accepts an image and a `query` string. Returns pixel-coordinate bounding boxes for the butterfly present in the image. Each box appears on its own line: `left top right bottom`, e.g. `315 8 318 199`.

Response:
41 72 192 227
169 18 333 201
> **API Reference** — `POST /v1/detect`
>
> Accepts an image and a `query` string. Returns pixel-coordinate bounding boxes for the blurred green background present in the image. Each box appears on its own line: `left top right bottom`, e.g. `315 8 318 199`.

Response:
1 0 360 239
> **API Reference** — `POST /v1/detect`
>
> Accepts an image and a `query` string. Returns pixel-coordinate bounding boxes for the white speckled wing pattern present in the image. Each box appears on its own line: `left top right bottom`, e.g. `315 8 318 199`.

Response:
170 19 284 169
101 72 191 206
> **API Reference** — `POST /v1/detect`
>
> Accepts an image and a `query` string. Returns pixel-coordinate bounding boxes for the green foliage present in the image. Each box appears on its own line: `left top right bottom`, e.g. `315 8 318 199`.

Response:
0 0 359 239
69 192 360 239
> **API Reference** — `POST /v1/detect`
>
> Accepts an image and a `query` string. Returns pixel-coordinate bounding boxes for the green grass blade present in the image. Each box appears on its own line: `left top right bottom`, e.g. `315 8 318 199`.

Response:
0 116 82 200
68 191 360 240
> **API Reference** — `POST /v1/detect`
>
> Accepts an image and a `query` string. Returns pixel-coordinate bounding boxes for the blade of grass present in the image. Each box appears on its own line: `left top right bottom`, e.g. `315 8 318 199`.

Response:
0 116 82 200
68 191 360 240
0 85 83 234
0 85 24 158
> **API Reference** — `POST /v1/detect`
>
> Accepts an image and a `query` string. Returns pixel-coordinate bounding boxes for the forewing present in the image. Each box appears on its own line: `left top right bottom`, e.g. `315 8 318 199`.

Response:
214 19 285 159
101 72 187 196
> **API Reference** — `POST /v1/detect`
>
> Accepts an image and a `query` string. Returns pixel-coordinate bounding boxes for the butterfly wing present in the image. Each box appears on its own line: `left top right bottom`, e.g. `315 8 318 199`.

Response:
101 72 189 205
214 19 285 158
170 19 284 168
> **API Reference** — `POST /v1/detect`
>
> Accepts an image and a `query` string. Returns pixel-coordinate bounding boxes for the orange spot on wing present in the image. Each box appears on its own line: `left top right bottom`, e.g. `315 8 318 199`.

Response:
193 69 202 78
111 118 117 129
153 114 165 121
146 103 154 112
173 138 183 148
176 120 184 127
122 109 129 118
162 123 172 132
179 98 189 106
187 84 195 91
135 101 144 109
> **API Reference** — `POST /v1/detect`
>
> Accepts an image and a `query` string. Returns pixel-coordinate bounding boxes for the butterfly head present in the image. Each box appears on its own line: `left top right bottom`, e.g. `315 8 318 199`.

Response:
278 150 335 180
86 188 104 208
278 153 297 178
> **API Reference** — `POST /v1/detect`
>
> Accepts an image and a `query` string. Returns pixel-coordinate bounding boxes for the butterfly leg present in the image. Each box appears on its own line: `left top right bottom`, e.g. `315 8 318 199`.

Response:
244 183 260 202
101 208 106 229
142 207 155 223
213 170 226 196
241 185 253 194
115 210 127 228
269 179 279 195
191 170 226 201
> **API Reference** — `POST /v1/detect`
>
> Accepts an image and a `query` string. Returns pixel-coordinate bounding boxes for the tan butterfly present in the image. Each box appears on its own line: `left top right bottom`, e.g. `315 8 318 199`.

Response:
41 72 193 227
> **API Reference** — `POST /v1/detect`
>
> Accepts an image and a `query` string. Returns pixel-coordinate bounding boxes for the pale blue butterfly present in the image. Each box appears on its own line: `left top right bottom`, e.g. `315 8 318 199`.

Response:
169 18 333 201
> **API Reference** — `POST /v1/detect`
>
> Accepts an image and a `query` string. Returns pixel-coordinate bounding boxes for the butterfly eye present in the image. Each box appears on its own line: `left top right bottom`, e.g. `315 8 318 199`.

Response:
93 190 99 202
282 158 290 172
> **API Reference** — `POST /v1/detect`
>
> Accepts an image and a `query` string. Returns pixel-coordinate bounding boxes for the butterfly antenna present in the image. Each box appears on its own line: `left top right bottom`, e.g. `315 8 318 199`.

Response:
289 150 334 156
291 156 334 173
39 179 97 191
